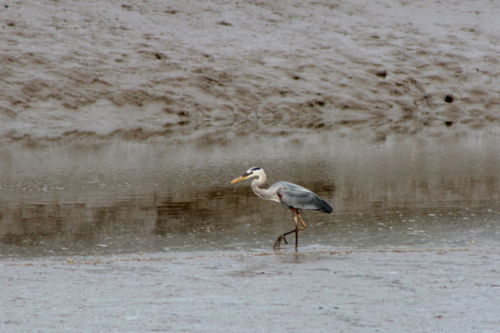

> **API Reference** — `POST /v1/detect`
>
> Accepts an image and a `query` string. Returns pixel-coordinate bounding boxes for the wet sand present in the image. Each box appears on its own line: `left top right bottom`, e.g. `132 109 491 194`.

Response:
2 249 500 332
1 136 500 332
1 0 500 142
2 0 500 331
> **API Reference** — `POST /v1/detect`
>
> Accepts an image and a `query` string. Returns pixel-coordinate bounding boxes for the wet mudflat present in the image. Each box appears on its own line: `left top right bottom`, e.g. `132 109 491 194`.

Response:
2 249 499 332
1 134 500 332
2 0 500 330
1 134 499 258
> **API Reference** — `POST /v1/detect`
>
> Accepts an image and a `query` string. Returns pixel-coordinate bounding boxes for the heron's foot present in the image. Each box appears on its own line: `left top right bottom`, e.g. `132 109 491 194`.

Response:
273 234 288 249
283 234 288 245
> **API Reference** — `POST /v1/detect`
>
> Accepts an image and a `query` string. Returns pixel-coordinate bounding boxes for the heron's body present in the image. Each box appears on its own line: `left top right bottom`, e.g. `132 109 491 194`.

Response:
231 167 333 249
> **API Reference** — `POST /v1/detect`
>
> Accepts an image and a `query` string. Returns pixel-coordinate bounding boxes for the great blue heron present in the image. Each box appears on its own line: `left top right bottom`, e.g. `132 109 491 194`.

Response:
231 167 333 249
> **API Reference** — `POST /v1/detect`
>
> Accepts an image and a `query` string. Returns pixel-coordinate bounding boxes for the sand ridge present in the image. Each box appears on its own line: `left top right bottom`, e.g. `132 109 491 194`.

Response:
1 0 500 143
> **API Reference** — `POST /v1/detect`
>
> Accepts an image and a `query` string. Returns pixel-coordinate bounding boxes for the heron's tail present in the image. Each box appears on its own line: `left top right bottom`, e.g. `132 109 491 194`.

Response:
316 197 333 214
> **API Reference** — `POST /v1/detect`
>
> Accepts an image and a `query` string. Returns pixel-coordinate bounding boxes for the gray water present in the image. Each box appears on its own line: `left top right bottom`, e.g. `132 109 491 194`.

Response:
1 133 499 259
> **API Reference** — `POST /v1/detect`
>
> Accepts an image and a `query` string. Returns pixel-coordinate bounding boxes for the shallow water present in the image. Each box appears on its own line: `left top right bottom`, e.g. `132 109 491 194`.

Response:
1 134 499 259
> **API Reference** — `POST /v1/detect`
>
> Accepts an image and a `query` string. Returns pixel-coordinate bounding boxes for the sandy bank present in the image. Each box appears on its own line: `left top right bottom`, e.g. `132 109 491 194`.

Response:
2 248 499 332
1 0 500 144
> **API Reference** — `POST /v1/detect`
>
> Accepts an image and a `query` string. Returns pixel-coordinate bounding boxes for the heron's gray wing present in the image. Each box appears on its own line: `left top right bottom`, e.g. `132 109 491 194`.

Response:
274 181 333 213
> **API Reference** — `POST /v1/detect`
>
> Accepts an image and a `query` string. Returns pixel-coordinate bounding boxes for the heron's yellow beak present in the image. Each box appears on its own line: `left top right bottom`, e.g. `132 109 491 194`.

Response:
231 174 250 184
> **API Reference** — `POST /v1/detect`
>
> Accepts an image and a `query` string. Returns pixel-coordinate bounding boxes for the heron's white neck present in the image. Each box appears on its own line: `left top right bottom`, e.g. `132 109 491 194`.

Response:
250 172 274 200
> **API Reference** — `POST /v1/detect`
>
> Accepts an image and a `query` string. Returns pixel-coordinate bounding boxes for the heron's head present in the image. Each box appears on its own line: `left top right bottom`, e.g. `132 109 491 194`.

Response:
231 167 263 184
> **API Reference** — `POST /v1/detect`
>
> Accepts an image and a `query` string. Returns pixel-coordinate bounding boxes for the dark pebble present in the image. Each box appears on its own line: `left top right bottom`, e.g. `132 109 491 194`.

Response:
376 70 387 78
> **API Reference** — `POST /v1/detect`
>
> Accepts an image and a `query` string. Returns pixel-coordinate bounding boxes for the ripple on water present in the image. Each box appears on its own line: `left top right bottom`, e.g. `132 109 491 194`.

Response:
1 134 500 259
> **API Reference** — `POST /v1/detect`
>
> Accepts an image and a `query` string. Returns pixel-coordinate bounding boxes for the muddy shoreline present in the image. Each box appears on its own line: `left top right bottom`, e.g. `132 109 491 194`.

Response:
2 0 500 143
2 248 500 332
2 0 500 331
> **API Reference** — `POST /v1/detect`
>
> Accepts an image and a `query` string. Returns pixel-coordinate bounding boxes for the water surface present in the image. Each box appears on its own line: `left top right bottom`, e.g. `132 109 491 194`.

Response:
1 134 499 259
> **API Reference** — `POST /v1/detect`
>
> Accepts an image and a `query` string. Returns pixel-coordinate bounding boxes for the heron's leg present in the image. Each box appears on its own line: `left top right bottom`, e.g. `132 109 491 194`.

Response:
273 209 300 249
297 212 307 231
273 217 298 249
273 234 286 249
293 209 300 246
